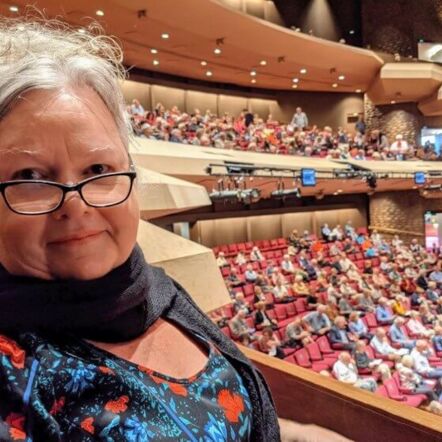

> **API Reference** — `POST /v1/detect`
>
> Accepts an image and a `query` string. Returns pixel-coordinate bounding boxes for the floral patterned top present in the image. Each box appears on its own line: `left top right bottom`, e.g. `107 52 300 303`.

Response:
0 330 252 441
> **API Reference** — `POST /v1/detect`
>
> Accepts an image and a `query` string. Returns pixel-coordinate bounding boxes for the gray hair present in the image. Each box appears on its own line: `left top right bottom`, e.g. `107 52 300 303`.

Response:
0 14 131 148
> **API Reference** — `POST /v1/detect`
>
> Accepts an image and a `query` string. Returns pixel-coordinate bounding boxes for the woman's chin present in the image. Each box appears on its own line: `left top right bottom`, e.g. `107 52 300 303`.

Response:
51 260 115 281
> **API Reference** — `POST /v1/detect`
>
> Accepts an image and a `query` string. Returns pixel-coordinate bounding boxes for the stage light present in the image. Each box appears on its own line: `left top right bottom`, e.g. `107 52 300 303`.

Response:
238 188 261 204
271 188 301 198
349 30 355 35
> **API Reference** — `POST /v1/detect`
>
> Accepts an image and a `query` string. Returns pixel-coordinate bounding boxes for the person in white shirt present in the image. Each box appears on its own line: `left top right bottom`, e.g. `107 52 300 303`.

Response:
339 254 356 273
130 98 145 116
370 328 407 360
272 279 292 303
235 252 247 266
281 255 295 274
333 352 377 392
249 246 264 262
389 134 409 158
407 311 435 339
410 340 442 379
331 225 344 241
216 252 229 267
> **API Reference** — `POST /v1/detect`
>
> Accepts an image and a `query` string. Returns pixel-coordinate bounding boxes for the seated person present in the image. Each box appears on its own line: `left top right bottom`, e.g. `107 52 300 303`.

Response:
250 246 264 262
410 340 442 379
338 294 353 317
234 251 247 266
363 260 373 275
253 286 268 304
254 301 278 330
433 326 442 353
396 355 439 402
226 267 245 289
216 251 229 267
419 302 436 326
285 318 314 347
258 327 284 359
254 271 272 291
353 340 391 381
407 311 435 339
339 254 356 273
330 255 343 273
410 287 426 307
375 297 395 325
321 223 333 242
228 309 255 343
298 252 317 280
281 255 295 274
244 264 258 283
271 269 288 286
328 316 357 351
288 229 301 247
306 292 320 310
356 290 376 313
233 292 251 315
426 281 440 303
287 244 297 257
389 317 415 350
348 312 373 341
329 242 341 257
292 275 310 296
304 305 332 336
332 352 377 392
370 328 407 361
272 280 294 303
391 295 410 317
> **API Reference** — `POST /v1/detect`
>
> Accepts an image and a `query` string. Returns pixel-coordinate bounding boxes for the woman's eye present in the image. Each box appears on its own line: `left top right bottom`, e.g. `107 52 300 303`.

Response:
12 169 44 180
87 164 111 175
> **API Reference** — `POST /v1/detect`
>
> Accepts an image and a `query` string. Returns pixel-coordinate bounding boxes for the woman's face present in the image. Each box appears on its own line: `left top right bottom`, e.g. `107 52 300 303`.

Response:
0 87 139 280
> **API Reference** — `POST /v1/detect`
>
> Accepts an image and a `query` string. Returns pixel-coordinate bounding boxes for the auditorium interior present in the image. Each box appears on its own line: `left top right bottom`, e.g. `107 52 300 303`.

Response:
2 0 442 440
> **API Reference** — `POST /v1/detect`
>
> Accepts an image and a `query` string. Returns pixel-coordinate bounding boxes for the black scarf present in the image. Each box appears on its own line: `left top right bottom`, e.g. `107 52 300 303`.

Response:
0 245 171 342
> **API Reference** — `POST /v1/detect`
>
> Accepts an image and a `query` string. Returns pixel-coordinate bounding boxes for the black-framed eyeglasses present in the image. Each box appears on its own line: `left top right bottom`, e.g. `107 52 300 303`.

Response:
0 158 137 216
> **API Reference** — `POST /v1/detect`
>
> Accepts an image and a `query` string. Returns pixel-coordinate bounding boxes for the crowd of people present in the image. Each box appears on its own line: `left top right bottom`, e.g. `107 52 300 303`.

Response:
210 223 442 416
127 99 440 161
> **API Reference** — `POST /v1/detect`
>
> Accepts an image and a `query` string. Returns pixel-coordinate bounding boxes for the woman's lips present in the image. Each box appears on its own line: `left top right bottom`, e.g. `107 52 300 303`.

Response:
49 231 104 246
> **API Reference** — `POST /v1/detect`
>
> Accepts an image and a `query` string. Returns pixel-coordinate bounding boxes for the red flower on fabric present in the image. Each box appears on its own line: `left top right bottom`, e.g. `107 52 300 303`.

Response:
167 382 188 397
5 413 26 441
217 389 245 423
49 397 65 415
104 395 129 413
0 335 25 369
98 366 115 375
80 417 95 434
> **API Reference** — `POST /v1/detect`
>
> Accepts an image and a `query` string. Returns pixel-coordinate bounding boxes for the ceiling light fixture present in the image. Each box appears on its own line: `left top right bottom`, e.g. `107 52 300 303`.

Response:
251 79 256 84
153 59 160 66
349 30 355 35
201 60 207 66
250 70 257 76
338 75 345 80
391 100 396 104
292 78 299 83
161 33 169 39
355 89 362 93
96 9 104 16
332 83 338 88
9 5 19 12
260 60 267 66
300 68 307 74
150 48 158 54
78 28 86 34
206 70 213 77
292 84 298 89
214 47 222 55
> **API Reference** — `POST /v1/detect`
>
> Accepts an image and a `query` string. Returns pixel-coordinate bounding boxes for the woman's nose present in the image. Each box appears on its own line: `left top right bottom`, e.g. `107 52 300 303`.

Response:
50 191 90 220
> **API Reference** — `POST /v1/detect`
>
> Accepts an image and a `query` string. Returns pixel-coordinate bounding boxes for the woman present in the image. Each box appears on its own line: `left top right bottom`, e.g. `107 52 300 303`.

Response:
257 327 284 359
0 17 277 441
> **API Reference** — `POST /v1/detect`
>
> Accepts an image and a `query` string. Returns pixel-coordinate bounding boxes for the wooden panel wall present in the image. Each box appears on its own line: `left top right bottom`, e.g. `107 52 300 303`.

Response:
191 207 366 247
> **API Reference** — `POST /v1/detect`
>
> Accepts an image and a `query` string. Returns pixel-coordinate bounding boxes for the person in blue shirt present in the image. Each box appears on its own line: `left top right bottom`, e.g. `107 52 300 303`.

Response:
375 297 395 325
321 223 332 242
433 326 442 353
389 317 416 350
348 312 373 340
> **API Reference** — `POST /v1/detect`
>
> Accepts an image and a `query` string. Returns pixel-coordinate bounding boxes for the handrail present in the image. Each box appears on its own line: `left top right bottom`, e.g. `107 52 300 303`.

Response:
242 346 442 441
368 225 424 237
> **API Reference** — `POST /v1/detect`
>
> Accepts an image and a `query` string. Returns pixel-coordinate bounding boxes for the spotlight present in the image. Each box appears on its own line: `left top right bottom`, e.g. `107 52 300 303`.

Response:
271 188 301 198
238 188 261 204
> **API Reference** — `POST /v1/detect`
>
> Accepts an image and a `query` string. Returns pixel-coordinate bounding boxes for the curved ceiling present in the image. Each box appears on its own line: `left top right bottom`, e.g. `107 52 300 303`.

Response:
1 0 441 113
